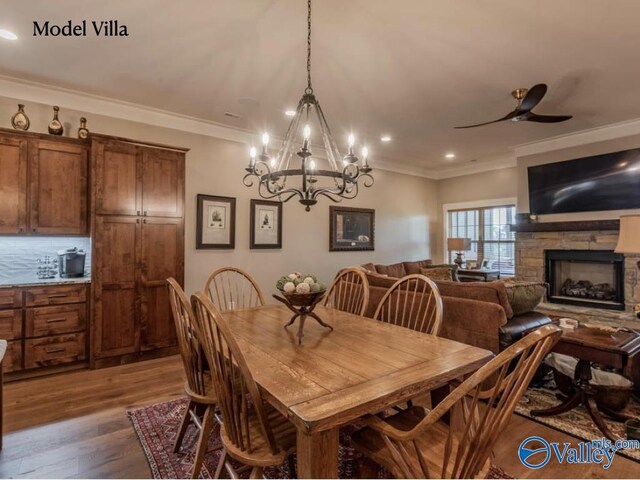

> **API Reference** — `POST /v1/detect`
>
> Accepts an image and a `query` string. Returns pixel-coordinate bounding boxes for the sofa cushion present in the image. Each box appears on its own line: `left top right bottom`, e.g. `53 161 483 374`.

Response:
435 280 514 319
402 259 433 275
365 272 397 289
375 262 407 278
420 266 453 281
504 281 548 316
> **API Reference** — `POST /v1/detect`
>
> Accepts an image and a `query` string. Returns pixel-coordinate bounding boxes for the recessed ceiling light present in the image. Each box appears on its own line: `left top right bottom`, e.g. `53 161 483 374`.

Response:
445 152 456 159
285 110 296 117
380 135 391 142
0 29 18 41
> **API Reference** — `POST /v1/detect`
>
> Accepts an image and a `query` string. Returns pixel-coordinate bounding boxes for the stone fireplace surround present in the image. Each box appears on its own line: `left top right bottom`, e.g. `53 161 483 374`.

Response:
515 229 640 329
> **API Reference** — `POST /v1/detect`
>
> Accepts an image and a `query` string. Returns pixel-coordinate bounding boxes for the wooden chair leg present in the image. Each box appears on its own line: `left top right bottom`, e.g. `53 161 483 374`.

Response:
191 406 215 479
249 466 264 479
173 400 195 453
213 448 228 479
359 457 380 478
287 454 297 478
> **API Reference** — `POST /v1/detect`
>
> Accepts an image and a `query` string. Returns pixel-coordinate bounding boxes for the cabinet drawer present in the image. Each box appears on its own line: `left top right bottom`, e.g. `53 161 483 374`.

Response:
3 340 22 373
0 288 22 309
0 309 22 339
25 284 86 307
24 333 86 369
26 304 86 338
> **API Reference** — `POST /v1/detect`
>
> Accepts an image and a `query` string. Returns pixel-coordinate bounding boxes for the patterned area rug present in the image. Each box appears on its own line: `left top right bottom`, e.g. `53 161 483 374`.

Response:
516 387 640 462
128 397 513 479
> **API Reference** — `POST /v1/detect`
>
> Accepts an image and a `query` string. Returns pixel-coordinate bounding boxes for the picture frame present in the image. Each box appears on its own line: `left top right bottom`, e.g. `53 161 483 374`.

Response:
196 194 236 249
329 206 375 252
250 199 283 249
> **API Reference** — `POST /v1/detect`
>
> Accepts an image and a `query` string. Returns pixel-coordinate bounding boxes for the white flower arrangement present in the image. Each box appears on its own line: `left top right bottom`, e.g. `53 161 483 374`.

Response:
276 272 326 294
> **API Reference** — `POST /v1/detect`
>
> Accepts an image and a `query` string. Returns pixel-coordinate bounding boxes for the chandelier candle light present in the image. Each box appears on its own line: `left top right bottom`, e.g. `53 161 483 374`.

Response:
243 0 374 211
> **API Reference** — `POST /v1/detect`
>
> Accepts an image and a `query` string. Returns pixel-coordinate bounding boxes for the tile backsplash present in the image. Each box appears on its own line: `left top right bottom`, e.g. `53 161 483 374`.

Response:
0 237 91 282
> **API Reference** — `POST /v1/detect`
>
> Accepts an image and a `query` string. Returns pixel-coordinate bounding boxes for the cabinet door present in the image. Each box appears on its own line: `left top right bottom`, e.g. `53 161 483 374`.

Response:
93 140 141 216
0 134 28 234
141 148 184 218
93 216 141 358
140 217 183 350
29 140 88 234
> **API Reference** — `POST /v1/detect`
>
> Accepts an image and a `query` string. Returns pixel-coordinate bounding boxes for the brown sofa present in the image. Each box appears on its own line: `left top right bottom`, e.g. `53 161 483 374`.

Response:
361 260 552 354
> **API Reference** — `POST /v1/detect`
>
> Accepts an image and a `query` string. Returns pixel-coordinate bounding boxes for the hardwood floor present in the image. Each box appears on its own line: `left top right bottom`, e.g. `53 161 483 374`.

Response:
0 355 637 478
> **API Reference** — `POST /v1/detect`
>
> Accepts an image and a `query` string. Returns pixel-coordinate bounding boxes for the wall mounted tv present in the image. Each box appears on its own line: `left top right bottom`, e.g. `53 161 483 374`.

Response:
528 148 640 214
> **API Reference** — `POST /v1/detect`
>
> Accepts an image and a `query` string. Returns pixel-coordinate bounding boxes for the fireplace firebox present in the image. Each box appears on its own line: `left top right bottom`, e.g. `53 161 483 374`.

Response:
545 250 625 311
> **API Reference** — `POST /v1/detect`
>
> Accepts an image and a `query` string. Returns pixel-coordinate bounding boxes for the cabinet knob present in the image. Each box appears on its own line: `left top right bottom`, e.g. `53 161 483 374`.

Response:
137 210 141 216
18 227 23 233
143 219 147 224
32 228 37 233
143 211 148 216
136 218 140 224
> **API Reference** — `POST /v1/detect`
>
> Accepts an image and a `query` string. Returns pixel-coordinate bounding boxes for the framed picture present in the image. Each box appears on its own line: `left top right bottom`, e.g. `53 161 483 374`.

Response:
329 206 375 251
196 194 236 249
250 199 282 249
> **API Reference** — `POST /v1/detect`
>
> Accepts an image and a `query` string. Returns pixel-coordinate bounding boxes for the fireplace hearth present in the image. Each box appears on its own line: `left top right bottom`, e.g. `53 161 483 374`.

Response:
545 250 625 311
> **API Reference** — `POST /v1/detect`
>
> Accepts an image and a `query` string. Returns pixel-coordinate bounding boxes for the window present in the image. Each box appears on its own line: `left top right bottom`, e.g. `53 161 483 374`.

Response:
447 205 516 276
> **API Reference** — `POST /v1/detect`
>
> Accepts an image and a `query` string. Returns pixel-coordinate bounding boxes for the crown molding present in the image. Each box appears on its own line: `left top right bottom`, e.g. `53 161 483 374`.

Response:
514 117 640 157
430 153 517 180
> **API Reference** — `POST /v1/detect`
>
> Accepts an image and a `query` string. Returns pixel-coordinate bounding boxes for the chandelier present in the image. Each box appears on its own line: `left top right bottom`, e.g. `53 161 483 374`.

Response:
243 0 374 211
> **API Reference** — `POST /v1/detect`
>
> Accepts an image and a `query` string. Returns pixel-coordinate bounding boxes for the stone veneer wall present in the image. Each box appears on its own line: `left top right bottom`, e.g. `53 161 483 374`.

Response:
515 230 640 326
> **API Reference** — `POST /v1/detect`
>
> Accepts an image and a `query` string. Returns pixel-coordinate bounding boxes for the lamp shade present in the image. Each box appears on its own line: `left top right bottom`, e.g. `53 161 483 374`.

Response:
615 215 640 254
447 237 472 251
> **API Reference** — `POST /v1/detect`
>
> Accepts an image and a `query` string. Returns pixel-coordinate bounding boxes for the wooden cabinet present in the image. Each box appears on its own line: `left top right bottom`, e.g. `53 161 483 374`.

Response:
0 129 89 235
1 283 89 376
93 140 141 216
0 134 28 234
93 215 140 359
92 139 184 218
91 136 186 366
29 140 89 235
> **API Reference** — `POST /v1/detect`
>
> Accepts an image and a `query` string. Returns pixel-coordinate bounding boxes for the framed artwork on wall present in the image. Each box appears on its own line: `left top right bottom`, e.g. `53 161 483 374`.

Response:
250 199 283 249
329 206 375 251
196 194 236 249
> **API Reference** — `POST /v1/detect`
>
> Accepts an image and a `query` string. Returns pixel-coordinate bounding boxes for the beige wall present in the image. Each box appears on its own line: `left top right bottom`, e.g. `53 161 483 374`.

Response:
517 133 640 220
0 96 438 296
434 167 518 262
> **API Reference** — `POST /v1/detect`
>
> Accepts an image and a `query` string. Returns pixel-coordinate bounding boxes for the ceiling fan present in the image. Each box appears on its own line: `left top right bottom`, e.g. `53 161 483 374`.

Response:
455 83 572 129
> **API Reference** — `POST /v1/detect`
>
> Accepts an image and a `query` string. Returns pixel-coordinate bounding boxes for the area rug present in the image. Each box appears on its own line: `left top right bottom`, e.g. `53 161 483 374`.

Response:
516 387 640 462
128 397 513 479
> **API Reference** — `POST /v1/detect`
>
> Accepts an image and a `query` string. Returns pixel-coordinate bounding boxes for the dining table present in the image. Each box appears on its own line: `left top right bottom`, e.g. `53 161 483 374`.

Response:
224 304 494 479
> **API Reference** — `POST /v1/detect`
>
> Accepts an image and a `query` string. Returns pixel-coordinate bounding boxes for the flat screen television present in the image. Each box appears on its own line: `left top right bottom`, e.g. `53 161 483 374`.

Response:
528 148 640 214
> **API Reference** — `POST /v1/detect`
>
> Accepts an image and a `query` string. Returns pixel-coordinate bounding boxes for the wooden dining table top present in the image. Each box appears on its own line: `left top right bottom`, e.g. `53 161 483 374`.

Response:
224 304 494 434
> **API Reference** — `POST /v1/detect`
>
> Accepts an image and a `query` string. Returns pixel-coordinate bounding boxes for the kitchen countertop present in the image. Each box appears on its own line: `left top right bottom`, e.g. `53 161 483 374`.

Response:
0 272 91 288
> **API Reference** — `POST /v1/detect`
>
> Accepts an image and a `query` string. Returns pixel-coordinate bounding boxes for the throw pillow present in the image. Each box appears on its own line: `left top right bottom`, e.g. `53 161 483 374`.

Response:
504 281 548 316
375 262 407 278
420 266 453 281
361 262 376 273
423 263 460 281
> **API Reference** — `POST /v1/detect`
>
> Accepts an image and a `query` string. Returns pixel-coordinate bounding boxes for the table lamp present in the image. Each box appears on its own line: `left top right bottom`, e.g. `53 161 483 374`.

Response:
447 237 472 267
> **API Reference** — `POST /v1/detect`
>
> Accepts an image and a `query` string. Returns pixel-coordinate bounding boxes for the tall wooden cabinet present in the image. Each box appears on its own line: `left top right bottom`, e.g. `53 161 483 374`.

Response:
90 135 186 367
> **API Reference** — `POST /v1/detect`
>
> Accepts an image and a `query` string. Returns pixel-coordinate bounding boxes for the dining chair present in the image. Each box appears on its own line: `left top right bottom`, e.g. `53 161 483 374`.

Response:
373 274 444 335
204 267 265 311
351 324 561 479
191 292 297 479
167 278 219 478
323 267 370 316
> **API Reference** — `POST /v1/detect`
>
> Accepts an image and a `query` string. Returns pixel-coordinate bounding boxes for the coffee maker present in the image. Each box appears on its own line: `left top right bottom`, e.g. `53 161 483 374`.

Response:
57 247 86 278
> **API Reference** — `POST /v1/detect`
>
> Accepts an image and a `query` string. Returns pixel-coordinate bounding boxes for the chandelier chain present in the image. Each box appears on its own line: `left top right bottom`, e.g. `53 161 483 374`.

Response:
305 0 313 94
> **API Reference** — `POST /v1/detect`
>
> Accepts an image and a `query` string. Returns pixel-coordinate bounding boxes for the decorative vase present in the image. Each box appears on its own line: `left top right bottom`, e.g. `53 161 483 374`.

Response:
77 117 89 139
11 104 30 131
48 106 64 135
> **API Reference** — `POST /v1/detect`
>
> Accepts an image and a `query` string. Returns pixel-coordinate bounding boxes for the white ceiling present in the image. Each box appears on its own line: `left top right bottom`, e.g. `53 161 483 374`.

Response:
2 0 640 176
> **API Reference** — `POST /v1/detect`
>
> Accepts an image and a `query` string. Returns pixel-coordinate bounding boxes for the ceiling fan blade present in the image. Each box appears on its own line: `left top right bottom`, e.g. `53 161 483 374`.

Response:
526 113 573 123
519 83 548 112
454 111 517 129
